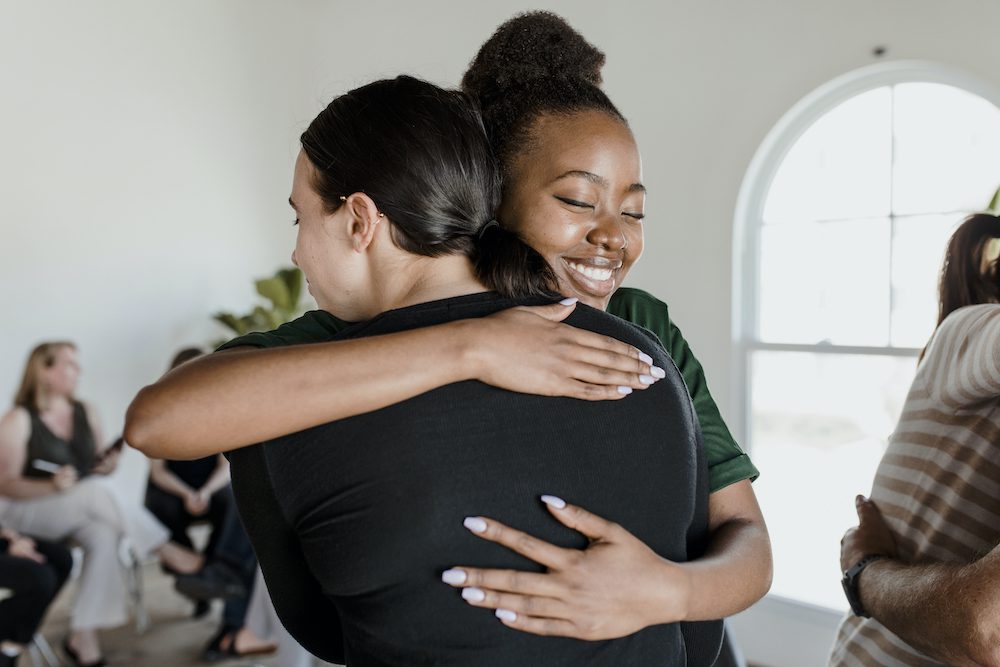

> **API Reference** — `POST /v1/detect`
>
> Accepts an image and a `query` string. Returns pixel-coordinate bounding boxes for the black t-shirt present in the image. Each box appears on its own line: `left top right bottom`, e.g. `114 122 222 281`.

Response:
228 292 721 666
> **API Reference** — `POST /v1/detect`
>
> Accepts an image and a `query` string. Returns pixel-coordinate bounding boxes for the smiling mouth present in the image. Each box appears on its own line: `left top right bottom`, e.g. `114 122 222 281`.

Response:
564 259 622 284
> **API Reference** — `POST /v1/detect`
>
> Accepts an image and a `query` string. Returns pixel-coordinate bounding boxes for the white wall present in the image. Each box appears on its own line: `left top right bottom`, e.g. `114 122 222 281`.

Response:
4 1 1000 664
0 1 310 496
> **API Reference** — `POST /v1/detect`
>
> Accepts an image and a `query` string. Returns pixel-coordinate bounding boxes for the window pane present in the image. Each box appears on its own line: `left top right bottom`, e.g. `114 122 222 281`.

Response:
890 213 964 348
763 88 891 224
759 218 890 345
892 83 1000 215
750 351 916 610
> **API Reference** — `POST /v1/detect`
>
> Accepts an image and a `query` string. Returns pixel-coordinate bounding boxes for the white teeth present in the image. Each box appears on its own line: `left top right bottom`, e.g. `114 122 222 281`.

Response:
568 262 613 282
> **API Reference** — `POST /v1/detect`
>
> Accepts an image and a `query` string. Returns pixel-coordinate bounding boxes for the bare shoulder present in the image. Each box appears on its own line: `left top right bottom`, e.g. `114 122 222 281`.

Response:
0 407 31 447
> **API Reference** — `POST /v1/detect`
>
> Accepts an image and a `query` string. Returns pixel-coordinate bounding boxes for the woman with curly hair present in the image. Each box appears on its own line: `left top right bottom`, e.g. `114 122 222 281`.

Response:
128 11 770 663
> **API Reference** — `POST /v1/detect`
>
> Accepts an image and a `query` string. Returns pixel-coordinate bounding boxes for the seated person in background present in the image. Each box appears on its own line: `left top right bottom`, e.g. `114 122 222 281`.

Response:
0 342 203 666
833 214 1000 667
0 525 73 667
146 350 232 573
218 76 721 665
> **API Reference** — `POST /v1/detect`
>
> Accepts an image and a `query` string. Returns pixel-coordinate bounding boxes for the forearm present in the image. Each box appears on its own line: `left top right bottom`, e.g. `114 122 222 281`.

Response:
0 477 58 500
860 558 1000 667
126 321 477 459
149 467 194 499
662 516 772 622
199 463 231 497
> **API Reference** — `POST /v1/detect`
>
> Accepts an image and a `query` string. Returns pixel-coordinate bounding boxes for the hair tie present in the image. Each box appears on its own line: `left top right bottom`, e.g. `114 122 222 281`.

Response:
478 219 500 240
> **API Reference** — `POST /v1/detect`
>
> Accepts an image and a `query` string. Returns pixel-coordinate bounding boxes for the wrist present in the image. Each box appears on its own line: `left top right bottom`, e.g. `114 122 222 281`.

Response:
855 557 892 618
647 558 693 625
450 319 485 383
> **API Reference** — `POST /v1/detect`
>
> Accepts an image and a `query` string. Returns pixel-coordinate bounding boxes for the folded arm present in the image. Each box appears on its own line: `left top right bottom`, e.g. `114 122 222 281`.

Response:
842 496 1000 667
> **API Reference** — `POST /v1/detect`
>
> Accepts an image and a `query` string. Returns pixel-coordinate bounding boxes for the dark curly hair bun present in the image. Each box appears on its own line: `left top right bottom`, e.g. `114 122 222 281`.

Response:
462 12 624 183
461 11 605 102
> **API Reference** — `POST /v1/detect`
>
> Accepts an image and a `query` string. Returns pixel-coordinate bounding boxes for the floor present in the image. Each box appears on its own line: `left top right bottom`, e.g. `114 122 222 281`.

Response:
35 560 280 667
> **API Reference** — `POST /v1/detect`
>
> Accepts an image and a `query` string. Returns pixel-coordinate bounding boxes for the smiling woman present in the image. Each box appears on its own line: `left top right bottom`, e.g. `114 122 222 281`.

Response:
498 110 646 308
125 10 769 665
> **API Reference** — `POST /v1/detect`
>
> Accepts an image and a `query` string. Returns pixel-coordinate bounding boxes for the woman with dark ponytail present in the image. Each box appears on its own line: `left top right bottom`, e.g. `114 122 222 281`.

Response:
152 74 714 664
128 11 769 663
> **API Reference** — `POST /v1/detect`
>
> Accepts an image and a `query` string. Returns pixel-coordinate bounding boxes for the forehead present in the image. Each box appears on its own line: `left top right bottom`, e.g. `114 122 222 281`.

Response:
525 110 641 183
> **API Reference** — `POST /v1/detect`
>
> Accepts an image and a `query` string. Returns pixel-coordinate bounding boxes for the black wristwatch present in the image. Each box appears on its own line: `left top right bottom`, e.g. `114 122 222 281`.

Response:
841 555 884 617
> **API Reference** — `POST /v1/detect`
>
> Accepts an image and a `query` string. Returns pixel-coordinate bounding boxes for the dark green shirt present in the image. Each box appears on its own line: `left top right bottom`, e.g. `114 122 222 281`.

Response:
219 287 758 492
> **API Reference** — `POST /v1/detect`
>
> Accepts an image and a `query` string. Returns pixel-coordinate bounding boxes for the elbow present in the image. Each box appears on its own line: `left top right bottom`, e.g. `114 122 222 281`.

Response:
968 610 1000 667
124 386 166 458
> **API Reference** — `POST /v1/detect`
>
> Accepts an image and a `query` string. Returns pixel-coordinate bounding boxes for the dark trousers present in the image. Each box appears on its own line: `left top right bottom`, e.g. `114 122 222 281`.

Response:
212 489 258 628
0 538 73 644
145 483 230 558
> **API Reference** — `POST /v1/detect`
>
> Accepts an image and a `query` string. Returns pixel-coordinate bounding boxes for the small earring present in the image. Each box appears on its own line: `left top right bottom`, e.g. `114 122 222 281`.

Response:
378 212 385 218
339 195 347 202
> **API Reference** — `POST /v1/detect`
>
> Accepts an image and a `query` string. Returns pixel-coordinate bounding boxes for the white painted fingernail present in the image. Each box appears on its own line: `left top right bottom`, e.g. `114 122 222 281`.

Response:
541 495 566 509
638 351 653 365
463 517 487 534
496 608 517 622
559 297 578 306
639 374 655 385
651 366 666 379
462 587 486 602
617 386 632 395
441 569 467 585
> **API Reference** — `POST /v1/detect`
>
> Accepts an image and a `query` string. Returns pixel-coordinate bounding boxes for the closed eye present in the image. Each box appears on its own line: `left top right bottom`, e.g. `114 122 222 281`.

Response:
623 212 645 221
554 196 595 209
292 218 300 226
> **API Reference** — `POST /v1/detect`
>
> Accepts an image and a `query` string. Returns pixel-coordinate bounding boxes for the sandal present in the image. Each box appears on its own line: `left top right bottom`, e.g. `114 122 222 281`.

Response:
201 625 276 663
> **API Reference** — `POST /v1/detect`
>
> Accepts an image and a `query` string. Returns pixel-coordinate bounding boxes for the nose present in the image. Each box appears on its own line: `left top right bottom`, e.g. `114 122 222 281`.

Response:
586 213 627 252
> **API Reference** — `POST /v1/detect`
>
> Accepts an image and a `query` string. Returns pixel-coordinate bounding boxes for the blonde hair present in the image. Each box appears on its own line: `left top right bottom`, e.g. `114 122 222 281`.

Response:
14 341 77 412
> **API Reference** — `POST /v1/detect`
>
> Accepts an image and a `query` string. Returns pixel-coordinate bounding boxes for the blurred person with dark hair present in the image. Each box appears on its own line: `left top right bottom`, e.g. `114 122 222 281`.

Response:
144 348 232 615
834 214 1000 667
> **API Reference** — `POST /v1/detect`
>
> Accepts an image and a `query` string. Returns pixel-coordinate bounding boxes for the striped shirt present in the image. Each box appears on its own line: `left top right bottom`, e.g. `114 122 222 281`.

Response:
830 303 1000 667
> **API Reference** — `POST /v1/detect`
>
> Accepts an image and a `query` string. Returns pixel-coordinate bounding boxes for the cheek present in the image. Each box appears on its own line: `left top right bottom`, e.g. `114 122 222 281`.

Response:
516 210 582 258
626 226 644 263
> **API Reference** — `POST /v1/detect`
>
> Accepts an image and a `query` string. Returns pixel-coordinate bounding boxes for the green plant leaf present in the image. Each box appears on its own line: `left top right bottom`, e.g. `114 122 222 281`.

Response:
988 185 1000 214
256 276 292 310
213 312 243 335
278 268 303 308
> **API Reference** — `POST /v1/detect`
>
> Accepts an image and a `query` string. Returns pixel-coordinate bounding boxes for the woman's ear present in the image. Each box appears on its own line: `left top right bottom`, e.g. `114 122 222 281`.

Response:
342 193 384 253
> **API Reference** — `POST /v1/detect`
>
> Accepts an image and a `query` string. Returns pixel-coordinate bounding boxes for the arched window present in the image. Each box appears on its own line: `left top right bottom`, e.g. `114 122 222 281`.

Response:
735 62 1000 610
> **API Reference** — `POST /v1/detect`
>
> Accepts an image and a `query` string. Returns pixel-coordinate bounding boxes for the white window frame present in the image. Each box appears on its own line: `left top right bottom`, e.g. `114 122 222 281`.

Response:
728 61 1000 667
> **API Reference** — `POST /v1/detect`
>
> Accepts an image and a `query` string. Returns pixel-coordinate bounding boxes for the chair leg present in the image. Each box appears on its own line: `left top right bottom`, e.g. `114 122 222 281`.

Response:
119 541 149 635
29 634 62 667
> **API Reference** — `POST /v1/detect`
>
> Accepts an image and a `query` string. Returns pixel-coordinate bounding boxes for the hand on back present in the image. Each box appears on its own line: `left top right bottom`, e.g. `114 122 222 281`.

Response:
473 300 665 401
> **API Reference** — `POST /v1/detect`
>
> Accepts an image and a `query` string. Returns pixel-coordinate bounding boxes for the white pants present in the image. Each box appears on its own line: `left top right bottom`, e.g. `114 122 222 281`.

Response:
0 477 168 630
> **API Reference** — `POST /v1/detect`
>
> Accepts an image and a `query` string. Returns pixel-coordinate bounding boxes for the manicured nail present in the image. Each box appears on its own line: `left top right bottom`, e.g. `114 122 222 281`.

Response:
638 351 653 365
650 366 666 379
559 297 578 306
496 609 517 622
617 386 632 395
441 569 467 585
639 375 655 385
462 587 486 602
541 495 566 509
463 517 488 534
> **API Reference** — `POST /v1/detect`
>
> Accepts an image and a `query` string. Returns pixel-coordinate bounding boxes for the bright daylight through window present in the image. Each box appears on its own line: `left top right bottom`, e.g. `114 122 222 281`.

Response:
746 80 1000 609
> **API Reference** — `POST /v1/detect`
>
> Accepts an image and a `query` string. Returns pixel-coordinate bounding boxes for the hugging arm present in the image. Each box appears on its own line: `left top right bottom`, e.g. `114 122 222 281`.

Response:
126 301 660 460
444 481 770 638
841 497 1000 667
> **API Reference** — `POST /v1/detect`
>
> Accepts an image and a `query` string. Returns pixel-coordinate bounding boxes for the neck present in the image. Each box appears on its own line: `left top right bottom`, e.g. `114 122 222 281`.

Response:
35 391 70 413
368 253 486 317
